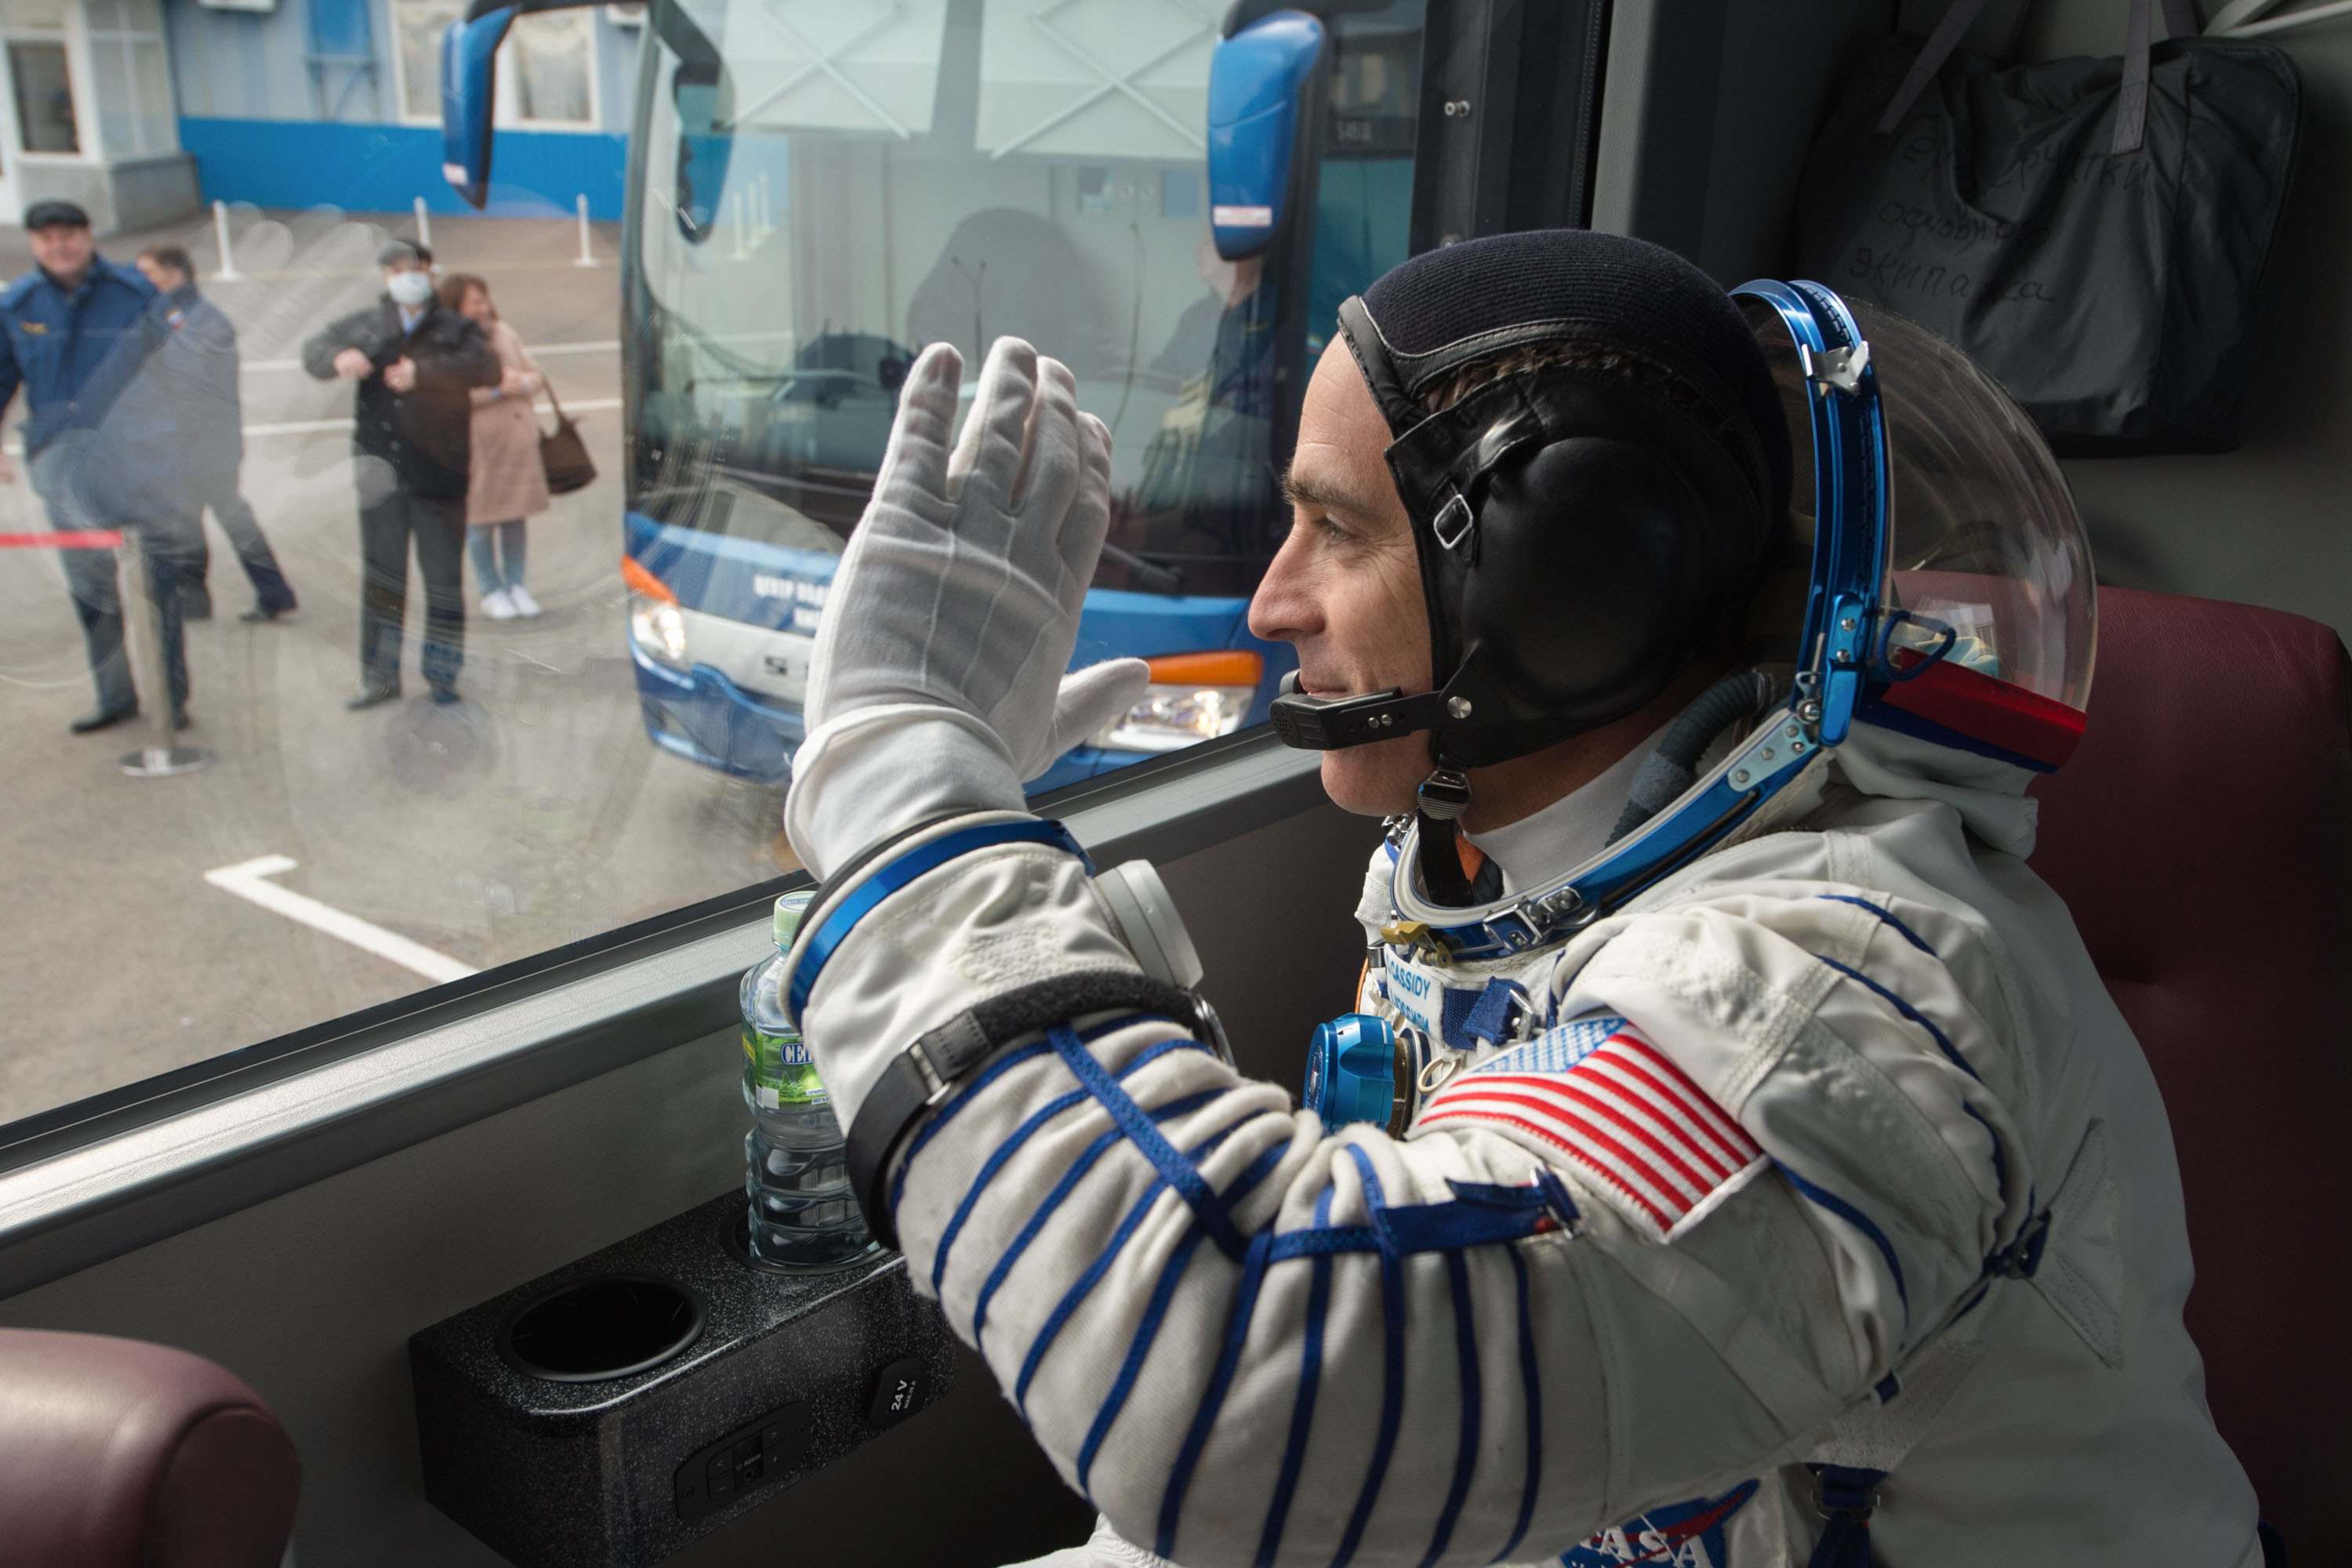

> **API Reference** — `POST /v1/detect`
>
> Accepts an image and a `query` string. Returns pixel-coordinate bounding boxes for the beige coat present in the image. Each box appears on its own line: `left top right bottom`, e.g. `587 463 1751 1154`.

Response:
465 318 551 525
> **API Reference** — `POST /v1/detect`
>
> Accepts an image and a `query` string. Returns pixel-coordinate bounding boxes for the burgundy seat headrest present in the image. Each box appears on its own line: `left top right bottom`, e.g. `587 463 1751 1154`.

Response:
0 1327 300 1568
2029 585 2352 1564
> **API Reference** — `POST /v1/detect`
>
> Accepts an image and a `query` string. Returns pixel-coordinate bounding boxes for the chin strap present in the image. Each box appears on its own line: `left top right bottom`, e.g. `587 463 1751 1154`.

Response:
1415 765 1475 907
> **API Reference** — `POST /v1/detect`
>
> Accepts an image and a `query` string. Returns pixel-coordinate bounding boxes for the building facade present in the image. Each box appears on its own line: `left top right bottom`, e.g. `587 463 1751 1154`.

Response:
0 0 199 231
0 0 633 232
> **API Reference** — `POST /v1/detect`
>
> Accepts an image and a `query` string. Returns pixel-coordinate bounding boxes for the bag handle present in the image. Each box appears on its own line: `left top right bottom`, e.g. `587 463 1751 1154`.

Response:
537 371 572 433
1876 0 2184 154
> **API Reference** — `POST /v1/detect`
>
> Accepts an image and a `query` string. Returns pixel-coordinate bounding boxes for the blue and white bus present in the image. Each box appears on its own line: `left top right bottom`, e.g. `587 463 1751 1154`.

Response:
444 0 1425 790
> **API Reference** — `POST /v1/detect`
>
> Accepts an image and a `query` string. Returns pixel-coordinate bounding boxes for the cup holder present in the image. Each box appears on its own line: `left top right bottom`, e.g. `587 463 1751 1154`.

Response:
499 1275 706 1383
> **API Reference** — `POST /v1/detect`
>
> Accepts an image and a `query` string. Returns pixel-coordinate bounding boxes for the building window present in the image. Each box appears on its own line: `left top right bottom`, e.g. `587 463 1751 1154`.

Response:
9 38 74 152
394 0 463 123
83 0 172 156
509 8 592 126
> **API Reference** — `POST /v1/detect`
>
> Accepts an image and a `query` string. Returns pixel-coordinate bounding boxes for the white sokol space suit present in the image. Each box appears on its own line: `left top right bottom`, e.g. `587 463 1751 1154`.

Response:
778 263 2260 1566
794 719 2256 1567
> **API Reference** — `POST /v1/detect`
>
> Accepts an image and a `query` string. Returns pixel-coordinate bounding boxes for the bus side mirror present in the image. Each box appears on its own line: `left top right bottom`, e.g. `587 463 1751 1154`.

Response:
1207 9 1327 262
440 5 514 210
670 60 733 244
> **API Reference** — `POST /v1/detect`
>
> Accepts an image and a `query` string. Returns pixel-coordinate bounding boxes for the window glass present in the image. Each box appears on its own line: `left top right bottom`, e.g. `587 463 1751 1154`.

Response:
132 36 170 151
0 0 1424 1133
510 9 592 125
9 39 75 151
395 0 462 122
89 32 131 152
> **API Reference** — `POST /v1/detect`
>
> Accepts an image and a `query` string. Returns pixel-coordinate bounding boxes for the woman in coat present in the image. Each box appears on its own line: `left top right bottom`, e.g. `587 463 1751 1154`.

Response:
441 274 550 619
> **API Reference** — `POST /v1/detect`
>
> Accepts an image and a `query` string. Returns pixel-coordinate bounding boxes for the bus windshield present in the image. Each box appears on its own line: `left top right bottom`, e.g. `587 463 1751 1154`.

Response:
624 0 1420 601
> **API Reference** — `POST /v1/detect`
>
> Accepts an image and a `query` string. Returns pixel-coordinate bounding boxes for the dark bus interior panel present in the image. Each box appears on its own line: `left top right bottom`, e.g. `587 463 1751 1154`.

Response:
6 1 2350 1564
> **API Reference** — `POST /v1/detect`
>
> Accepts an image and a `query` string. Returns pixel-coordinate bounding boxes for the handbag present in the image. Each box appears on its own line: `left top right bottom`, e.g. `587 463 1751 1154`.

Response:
1792 0 2299 455
538 379 598 495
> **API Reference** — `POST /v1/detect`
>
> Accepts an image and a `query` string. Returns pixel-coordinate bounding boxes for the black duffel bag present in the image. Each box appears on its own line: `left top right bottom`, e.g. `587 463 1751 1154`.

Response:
1793 0 2299 455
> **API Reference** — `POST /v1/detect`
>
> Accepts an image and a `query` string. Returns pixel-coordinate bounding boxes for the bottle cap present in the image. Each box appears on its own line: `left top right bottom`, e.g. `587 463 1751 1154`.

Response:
773 888 815 949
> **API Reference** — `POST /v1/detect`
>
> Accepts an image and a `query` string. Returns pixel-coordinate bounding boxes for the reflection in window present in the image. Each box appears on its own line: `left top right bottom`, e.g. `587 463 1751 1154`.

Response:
9 40 74 152
394 0 463 122
510 9 592 125
0 0 1427 1152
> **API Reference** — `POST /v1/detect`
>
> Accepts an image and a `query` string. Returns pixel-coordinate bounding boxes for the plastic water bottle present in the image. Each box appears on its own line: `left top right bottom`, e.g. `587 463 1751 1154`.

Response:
740 891 873 1269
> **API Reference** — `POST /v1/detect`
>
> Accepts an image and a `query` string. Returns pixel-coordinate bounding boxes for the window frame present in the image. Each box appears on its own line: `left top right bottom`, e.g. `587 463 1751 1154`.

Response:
2 20 85 162
0 730 1325 1298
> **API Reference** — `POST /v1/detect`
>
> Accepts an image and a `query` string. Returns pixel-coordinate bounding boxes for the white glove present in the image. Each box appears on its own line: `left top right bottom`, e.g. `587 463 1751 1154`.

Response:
784 337 1149 878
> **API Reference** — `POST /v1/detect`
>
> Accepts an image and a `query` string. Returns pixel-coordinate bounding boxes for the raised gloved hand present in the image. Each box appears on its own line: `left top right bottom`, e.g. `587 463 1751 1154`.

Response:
783 337 1148 878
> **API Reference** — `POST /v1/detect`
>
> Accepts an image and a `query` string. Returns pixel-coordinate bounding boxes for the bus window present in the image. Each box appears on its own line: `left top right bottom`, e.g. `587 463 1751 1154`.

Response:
623 0 1426 790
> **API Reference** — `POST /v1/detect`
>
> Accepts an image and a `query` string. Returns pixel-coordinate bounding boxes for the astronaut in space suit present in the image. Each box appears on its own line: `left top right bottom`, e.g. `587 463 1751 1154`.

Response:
775 228 2266 1566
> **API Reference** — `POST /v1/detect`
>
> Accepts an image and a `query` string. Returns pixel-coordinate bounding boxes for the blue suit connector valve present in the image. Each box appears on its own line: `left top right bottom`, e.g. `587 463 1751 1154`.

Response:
1303 1013 1401 1134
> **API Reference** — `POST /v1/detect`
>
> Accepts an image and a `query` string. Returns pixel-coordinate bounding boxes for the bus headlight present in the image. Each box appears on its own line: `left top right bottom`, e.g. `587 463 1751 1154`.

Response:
622 554 691 673
1093 651 1264 753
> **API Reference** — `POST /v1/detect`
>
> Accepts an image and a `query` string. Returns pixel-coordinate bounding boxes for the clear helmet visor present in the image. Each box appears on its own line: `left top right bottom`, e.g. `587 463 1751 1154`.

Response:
1748 293 2096 762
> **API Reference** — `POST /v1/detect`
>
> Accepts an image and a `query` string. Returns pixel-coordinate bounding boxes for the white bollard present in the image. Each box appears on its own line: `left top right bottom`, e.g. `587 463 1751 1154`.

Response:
414 194 433 252
212 200 241 281
574 192 597 267
115 530 213 779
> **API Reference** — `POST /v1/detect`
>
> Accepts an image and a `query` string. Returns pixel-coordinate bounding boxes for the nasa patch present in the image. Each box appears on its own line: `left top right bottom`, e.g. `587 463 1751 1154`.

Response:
1559 1479 1759 1566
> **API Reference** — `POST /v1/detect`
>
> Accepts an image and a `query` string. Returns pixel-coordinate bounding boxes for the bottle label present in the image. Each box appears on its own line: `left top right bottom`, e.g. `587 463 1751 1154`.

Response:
743 1023 827 1105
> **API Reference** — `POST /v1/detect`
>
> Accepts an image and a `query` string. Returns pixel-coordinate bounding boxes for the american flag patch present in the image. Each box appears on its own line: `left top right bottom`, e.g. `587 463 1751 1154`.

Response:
1420 1015 1763 1240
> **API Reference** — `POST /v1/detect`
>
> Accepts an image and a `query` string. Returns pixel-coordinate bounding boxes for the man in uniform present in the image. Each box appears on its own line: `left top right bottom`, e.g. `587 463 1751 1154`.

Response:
773 230 2263 1566
0 199 178 733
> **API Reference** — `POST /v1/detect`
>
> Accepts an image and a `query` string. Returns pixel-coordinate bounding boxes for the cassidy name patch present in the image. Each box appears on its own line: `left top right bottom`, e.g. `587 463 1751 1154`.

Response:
1419 1015 1763 1240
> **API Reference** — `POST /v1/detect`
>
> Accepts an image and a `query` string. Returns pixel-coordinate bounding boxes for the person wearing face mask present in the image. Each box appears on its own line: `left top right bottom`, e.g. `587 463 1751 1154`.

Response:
301 239 500 708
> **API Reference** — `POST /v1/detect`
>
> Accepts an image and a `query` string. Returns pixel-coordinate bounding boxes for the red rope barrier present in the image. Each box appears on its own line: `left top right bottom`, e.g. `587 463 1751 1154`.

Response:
0 531 123 549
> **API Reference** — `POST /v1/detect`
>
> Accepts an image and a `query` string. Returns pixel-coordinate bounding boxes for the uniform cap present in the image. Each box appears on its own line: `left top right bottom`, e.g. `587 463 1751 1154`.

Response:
23 200 89 232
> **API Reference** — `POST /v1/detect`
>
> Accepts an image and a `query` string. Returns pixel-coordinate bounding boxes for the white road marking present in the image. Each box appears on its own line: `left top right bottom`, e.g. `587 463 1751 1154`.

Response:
243 339 619 373
227 397 624 440
204 854 478 985
2 397 621 454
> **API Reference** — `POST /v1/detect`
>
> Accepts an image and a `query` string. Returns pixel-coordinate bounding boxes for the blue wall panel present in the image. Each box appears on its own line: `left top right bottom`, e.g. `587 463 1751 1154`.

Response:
178 117 626 220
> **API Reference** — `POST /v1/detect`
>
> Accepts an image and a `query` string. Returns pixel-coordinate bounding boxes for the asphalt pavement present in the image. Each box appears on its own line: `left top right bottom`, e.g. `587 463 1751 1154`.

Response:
0 209 797 1126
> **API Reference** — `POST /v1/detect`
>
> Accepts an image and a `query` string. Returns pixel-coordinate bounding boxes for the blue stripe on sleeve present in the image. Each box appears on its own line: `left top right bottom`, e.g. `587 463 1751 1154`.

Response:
1494 1243 1541 1566
1777 1160 1910 1325
1418 1248 1481 1568
972 1088 1225 1346
1014 1118 1249 1415
1051 1025 1247 1258
1017 1174 1170 1414
1817 955 1980 1082
1065 1120 1294 1499
1076 1221 1210 1497
1961 1101 2009 1204
1817 895 1936 955
1334 1144 1405 1568
929 1027 1218 1293
933 1087 1087 1294
892 1040 1052 1212
1157 1225 1276 1558
1256 1186 1334 1568
891 1014 1200 1212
